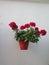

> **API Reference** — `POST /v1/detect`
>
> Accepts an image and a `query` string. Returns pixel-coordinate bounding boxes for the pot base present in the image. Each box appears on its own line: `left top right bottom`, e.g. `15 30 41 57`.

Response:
19 40 29 50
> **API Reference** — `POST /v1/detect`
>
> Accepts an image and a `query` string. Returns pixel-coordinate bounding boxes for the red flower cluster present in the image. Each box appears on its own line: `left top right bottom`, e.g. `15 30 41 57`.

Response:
30 22 36 27
9 21 47 36
40 30 46 36
20 25 25 30
20 22 36 30
35 28 46 36
20 24 30 30
34 27 40 35
25 24 30 28
35 27 39 31
9 22 18 30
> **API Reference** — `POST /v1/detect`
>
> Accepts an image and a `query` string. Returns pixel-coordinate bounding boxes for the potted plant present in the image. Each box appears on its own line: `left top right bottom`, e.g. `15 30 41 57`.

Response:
9 21 47 50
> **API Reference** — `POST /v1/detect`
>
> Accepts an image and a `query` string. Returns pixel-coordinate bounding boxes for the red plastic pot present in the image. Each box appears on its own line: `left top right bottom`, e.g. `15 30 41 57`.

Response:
19 40 29 50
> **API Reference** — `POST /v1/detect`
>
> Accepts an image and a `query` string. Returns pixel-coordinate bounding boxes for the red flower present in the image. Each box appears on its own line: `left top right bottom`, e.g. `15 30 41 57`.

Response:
20 25 25 30
40 30 46 36
9 22 18 30
30 22 36 27
35 27 39 31
25 24 30 28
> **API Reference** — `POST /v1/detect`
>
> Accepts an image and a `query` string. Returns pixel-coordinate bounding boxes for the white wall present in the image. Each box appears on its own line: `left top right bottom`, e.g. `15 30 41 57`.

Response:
0 1 49 65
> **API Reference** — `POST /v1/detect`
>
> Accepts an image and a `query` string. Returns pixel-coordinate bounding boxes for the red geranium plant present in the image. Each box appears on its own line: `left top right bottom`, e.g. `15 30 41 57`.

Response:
9 21 47 50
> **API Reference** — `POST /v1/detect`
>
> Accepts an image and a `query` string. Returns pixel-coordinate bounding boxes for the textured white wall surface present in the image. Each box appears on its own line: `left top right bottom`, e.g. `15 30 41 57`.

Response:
0 1 49 65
